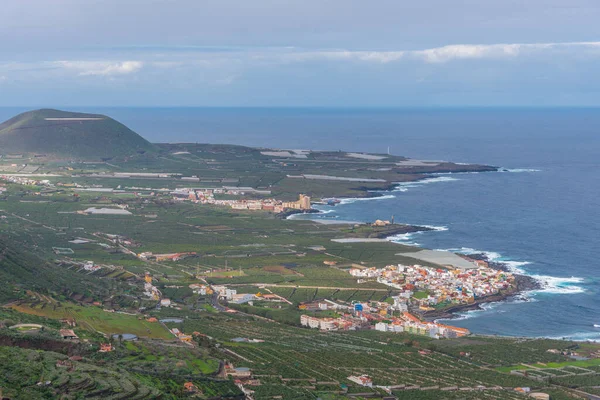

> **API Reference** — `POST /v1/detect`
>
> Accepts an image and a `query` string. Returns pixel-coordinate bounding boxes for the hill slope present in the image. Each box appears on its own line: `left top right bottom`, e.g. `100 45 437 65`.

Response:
0 235 123 303
0 109 156 159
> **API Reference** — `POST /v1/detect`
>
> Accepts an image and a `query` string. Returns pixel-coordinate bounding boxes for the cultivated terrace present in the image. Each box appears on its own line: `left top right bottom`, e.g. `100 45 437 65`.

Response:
0 142 598 399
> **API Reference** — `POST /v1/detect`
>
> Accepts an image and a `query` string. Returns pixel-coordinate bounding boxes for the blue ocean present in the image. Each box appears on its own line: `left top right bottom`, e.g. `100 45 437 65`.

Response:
1 107 598 340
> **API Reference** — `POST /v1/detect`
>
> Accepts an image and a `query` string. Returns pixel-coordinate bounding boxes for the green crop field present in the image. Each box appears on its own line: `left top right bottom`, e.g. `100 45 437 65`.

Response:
11 300 172 339
0 139 594 400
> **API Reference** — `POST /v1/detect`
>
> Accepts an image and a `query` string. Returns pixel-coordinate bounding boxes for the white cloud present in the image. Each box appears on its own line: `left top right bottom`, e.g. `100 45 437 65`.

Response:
4 40 600 83
273 41 600 64
412 44 522 63
409 41 600 63
57 60 143 76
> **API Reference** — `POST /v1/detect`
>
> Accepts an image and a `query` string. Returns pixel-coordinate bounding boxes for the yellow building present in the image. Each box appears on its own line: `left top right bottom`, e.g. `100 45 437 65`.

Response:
298 194 311 210
283 194 312 210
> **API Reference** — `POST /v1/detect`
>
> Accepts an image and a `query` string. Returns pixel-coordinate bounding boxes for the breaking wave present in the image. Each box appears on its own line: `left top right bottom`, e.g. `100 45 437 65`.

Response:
317 209 335 215
338 194 396 205
387 225 449 247
528 275 586 294
387 233 421 247
393 176 460 191
498 168 542 173
420 225 449 232
546 331 600 342
437 302 504 323
442 247 586 295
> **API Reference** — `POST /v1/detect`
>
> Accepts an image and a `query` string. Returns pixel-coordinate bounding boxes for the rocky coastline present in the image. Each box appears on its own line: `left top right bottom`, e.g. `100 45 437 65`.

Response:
276 208 320 219
282 166 540 323
422 253 541 321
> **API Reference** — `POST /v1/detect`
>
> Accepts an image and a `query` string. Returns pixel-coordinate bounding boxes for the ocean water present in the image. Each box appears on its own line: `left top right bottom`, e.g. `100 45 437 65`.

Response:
1 107 599 340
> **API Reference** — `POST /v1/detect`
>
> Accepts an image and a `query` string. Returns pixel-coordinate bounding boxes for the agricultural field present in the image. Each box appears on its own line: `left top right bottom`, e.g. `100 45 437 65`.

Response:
0 345 164 400
144 311 589 399
10 298 172 339
435 337 578 366
1 144 596 399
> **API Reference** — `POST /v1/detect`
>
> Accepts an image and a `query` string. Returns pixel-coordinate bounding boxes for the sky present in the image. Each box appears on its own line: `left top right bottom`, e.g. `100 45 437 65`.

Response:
1 0 600 107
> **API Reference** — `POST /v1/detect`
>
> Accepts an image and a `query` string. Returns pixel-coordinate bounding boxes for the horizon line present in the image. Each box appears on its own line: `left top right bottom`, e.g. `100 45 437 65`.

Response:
2 105 600 110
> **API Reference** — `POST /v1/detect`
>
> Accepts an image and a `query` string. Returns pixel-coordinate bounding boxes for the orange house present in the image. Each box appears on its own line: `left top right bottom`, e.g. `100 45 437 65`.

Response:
183 382 198 392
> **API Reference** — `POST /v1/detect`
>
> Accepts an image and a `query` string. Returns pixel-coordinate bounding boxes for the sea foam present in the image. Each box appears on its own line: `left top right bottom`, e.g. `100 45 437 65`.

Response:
498 168 542 173
546 331 600 342
387 224 449 247
393 176 460 191
441 247 586 295
387 233 421 247
338 194 396 205
528 275 586 294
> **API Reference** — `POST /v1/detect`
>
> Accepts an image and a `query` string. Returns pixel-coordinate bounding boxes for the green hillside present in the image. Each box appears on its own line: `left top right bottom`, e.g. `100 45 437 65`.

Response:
0 109 156 159
0 235 128 304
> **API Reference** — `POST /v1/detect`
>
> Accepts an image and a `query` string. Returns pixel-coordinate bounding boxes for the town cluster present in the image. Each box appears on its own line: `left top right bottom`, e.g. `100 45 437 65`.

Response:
0 174 51 187
211 285 256 304
171 187 312 212
297 262 514 338
349 263 514 308
300 299 469 339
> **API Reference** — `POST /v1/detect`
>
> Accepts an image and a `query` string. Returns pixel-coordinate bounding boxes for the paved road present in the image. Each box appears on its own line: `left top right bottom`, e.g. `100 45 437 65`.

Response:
210 293 227 311
229 283 389 291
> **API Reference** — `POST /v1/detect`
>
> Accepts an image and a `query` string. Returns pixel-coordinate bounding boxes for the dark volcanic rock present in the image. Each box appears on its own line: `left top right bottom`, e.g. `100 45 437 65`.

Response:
422 252 541 321
467 253 542 291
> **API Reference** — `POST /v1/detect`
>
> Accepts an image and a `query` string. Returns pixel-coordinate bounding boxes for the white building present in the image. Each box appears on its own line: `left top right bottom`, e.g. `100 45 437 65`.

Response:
160 298 171 307
347 375 373 387
319 319 337 331
223 288 237 300
230 293 255 304
375 322 389 332
308 317 320 329
300 315 310 326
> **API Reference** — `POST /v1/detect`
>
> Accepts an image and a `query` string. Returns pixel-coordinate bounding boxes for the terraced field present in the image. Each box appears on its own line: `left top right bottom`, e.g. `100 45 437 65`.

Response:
10 299 172 339
173 313 567 399
0 346 162 399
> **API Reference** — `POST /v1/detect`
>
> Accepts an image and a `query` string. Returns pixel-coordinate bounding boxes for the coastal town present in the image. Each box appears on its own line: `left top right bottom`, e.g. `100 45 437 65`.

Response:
294 261 515 339
300 308 470 339
0 131 586 400
3 0 600 395
1 171 314 214
348 262 515 309
172 188 312 213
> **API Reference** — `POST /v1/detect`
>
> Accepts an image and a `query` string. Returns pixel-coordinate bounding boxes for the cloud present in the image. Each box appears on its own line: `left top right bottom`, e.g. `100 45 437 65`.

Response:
4 40 600 84
409 41 600 63
280 41 600 65
57 60 143 76
412 44 522 63
209 40 600 66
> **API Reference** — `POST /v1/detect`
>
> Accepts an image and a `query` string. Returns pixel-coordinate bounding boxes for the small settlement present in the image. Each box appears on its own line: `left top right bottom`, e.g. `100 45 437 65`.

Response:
348 263 514 309
1 172 313 215
300 307 469 339
297 261 515 339
172 189 312 213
